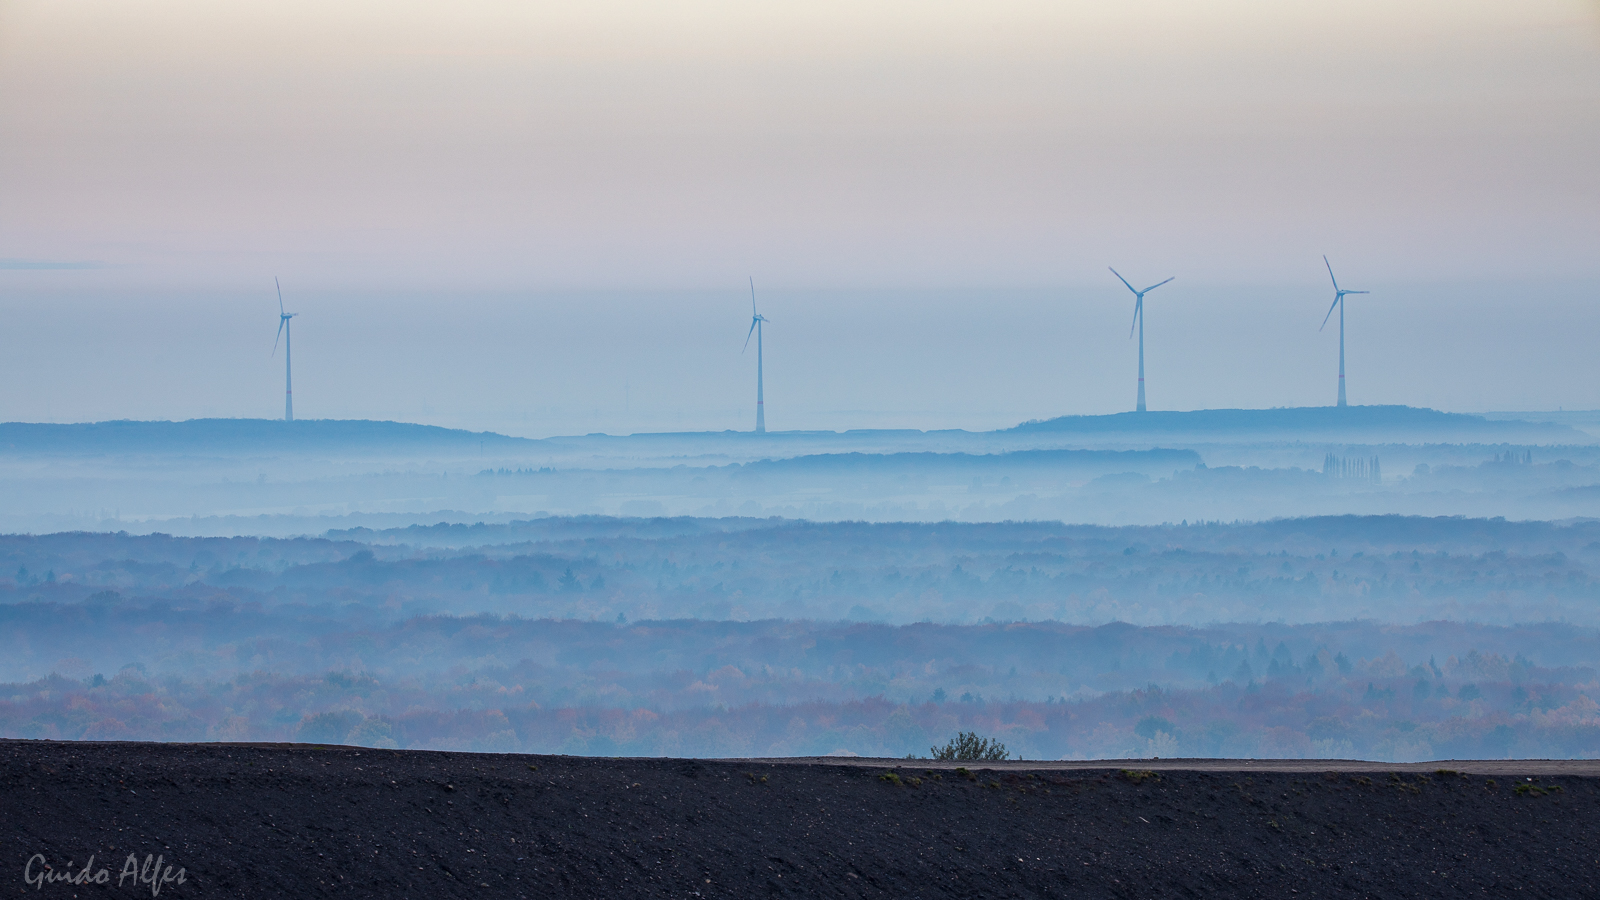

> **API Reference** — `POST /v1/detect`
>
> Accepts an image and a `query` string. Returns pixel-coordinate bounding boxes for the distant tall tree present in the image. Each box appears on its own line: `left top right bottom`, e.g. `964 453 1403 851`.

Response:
558 568 582 592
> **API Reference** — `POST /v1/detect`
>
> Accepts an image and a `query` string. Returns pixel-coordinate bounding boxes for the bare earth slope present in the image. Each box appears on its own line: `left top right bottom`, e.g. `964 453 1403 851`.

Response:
4 740 1597 899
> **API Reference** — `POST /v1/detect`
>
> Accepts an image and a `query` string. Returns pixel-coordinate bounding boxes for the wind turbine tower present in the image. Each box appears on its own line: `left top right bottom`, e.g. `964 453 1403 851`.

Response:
273 277 297 422
744 277 768 433
1110 268 1174 412
1320 256 1369 408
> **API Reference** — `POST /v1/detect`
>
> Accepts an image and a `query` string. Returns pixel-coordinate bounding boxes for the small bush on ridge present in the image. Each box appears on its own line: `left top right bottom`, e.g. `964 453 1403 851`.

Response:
930 731 1010 761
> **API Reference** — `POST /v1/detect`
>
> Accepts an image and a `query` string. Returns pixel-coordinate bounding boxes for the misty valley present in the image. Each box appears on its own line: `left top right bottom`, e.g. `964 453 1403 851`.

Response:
4 513 1598 762
2 409 1599 535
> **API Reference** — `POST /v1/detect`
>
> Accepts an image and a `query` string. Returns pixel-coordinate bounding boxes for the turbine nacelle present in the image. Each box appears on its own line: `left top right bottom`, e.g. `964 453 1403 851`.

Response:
743 277 769 352
1320 256 1369 330
272 277 297 355
1109 267 1173 338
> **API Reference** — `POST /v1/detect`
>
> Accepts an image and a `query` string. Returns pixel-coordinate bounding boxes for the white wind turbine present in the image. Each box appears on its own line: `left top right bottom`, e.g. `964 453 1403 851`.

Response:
743 277 768 433
1319 256 1368 408
1110 268 1174 412
273 277 297 422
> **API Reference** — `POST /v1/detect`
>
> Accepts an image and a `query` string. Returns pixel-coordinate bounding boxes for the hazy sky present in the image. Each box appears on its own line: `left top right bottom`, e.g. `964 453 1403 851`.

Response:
2 1 1598 433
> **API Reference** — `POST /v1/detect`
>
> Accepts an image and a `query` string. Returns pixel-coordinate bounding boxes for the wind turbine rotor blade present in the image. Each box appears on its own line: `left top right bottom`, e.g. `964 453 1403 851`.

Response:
1108 267 1138 295
1348 290 1370 295
275 276 285 315
1323 256 1340 292
749 276 757 315
1129 298 1141 338
1319 296 1339 330
1143 276 1175 293
273 318 284 355
743 318 757 352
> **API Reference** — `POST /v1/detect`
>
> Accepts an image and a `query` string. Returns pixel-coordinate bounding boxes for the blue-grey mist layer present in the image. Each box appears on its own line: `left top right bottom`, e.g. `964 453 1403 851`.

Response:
2 408 1598 762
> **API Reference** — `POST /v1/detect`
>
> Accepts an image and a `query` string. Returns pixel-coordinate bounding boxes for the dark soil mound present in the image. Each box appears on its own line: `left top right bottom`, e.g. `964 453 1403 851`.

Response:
5 740 1597 898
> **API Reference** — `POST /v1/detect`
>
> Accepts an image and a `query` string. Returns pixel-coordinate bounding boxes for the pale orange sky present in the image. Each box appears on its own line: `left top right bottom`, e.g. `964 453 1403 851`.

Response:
3 0 1597 288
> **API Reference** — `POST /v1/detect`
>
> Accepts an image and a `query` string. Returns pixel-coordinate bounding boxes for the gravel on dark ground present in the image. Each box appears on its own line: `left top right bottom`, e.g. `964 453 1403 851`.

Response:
4 739 1598 899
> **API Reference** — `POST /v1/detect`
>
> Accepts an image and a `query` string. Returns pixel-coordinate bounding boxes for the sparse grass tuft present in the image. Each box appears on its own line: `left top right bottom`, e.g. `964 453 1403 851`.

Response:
1121 769 1159 784
1387 773 1421 794
955 767 976 781
879 772 903 786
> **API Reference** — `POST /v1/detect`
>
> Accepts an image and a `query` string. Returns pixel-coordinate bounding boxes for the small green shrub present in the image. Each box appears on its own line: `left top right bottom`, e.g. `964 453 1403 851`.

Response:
955 767 975 780
930 731 1010 761
1121 769 1159 784
879 772 903 786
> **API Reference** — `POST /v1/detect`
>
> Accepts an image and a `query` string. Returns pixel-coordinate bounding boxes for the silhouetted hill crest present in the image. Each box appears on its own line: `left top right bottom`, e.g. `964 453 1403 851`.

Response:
0 418 531 454
1009 405 1579 439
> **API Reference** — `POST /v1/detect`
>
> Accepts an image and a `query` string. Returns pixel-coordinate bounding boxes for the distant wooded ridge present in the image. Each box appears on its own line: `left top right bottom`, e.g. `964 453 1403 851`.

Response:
0 405 1583 454
748 448 1200 471
0 418 529 453
610 448 1202 475
1010 405 1580 438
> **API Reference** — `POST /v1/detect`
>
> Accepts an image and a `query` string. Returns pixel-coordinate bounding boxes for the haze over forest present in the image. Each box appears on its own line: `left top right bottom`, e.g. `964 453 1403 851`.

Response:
2 0 1598 764
3 408 1599 761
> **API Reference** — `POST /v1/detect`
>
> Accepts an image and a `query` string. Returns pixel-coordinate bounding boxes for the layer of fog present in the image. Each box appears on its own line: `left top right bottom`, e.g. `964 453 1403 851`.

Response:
7 515 1600 673
6 516 1599 761
1 413 1598 534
